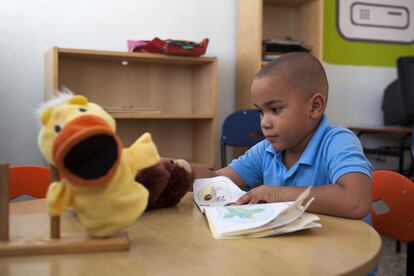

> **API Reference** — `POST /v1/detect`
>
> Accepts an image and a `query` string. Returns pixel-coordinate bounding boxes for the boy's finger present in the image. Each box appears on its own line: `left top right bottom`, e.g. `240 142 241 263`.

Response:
249 198 259 204
235 194 250 205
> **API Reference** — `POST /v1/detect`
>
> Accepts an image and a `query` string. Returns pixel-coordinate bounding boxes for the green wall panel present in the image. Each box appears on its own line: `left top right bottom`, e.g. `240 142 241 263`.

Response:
323 0 414 67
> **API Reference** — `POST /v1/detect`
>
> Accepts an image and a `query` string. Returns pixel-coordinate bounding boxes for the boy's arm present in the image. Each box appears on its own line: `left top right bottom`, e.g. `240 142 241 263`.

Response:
236 172 371 219
191 165 248 190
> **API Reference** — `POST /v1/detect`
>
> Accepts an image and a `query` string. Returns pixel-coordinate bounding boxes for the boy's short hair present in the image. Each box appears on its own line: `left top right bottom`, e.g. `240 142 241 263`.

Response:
256 52 328 99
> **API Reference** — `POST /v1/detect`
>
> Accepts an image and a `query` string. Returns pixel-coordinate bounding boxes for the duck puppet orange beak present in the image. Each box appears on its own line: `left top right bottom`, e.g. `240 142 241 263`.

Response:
52 114 122 187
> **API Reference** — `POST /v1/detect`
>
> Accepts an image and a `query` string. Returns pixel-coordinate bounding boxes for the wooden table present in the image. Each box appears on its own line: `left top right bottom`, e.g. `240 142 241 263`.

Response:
0 193 381 276
348 126 412 135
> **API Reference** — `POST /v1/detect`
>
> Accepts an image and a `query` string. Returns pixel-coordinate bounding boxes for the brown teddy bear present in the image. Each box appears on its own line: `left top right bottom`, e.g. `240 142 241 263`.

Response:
136 159 193 210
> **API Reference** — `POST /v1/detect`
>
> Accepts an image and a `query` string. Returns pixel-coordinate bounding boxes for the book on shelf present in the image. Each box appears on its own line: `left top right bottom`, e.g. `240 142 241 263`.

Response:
263 44 310 53
262 54 281 62
193 176 321 239
262 36 312 53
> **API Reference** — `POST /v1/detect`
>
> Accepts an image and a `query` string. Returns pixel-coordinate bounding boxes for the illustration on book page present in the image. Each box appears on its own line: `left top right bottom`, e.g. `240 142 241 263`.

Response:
218 205 277 225
197 181 233 206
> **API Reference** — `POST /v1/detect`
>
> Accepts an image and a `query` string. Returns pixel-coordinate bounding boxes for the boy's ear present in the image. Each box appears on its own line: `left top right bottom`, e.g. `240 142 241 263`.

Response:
309 93 325 118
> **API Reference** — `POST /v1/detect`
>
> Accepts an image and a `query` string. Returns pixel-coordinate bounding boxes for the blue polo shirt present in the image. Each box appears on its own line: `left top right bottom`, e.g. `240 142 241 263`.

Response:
229 115 372 188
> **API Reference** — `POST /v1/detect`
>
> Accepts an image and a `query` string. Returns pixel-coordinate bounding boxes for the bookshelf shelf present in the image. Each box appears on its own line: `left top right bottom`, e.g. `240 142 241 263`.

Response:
44 47 218 168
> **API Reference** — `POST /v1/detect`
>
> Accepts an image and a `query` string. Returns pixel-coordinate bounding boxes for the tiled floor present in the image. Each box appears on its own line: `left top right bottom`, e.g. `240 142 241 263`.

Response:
378 235 407 276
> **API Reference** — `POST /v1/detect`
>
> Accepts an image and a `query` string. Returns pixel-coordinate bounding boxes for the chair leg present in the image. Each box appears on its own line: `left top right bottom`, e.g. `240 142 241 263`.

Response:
0 163 9 241
220 142 227 168
407 241 413 276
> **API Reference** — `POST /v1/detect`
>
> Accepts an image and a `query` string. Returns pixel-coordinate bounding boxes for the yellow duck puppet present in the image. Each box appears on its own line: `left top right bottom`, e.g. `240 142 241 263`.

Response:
37 92 191 238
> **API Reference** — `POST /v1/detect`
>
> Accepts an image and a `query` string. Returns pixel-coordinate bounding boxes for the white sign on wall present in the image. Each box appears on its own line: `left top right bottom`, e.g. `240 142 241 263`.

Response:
337 0 414 43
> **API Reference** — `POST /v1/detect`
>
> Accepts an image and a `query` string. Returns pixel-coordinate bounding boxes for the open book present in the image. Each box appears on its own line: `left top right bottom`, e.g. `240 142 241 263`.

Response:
193 176 321 239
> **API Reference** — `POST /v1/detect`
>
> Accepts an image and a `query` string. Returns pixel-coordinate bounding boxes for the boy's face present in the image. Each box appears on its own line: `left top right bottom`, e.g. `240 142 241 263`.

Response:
251 76 316 152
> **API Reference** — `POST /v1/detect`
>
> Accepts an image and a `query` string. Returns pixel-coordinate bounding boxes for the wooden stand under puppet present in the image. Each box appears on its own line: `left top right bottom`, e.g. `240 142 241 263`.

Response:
37 92 192 238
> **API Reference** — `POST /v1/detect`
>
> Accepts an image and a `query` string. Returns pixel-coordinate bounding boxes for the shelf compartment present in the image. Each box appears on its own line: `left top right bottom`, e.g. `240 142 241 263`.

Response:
45 47 218 169
262 0 321 58
58 61 216 116
109 113 214 119
47 48 217 117
116 119 216 169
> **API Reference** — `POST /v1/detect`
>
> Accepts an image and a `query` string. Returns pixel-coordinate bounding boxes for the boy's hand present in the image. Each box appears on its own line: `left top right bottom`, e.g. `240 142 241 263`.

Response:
235 185 282 205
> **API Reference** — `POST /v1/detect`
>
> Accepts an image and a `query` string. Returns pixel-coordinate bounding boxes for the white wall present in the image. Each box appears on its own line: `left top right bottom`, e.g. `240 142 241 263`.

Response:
325 63 397 127
324 63 399 141
0 0 236 165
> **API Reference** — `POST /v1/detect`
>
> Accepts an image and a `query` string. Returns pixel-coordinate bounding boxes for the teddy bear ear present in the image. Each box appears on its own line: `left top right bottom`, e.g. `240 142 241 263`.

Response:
40 108 52 125
69 95 88 105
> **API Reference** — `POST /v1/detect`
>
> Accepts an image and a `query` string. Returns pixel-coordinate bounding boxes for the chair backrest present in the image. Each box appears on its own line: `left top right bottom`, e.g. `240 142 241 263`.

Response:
371 170 414 243
220 109 264 167
9 166 50 200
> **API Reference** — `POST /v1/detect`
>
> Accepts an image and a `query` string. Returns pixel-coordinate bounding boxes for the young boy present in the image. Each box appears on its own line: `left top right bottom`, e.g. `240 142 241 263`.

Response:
192 52 372 219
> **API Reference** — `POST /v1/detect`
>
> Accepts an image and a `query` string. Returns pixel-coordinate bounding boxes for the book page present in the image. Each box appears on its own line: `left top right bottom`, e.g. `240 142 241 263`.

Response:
193 176 246 212
232 186 315 235
204 201 292 239
203 186 319 239
227 196 314 236
239 213 321 239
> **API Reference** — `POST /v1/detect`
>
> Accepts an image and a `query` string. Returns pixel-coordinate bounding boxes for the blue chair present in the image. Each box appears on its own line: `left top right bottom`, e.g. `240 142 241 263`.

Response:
220 109 264 167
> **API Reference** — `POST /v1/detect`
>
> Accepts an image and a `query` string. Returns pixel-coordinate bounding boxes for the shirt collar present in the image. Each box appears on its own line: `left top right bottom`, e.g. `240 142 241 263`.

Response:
265 115 329 166
298 115 329 165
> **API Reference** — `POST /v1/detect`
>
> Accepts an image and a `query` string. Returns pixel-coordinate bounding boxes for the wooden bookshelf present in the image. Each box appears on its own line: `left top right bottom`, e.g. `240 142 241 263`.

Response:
237 0 323 110
44 48 218 168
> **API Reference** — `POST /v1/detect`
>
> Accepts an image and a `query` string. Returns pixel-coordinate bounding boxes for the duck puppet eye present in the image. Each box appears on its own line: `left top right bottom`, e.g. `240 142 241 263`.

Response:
54 124 62 133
